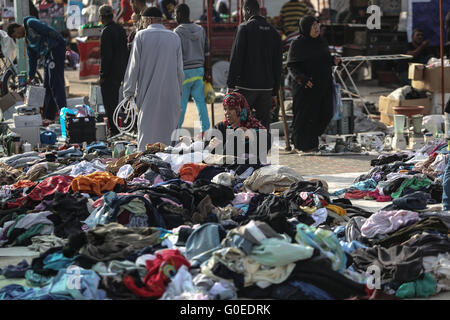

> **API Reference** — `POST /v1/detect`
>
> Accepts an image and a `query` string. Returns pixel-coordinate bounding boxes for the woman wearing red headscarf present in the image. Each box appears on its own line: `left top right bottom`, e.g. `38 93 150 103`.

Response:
206 92 271 163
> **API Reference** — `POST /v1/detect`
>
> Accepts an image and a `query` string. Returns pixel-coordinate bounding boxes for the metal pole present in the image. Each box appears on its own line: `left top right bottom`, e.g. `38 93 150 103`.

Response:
14 0 29 75
207 0 215 126
279 84 292 151
440 0 445 113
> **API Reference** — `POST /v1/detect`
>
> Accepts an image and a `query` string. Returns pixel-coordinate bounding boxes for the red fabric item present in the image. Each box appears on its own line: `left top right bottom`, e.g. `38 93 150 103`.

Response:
367 190 392 202
58 144 79 151
319 198 329 207
8 176 73 208
123 249 190 298
12 180 37 190
223 92 266 129
344 190 370 199
368 190 380 198
376 195 392 202
179 163 209 182
121 0 133 22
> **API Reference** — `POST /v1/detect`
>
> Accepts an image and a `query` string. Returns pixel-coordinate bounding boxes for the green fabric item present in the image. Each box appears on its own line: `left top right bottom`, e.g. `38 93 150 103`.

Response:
416 273 437 297
120 198 147 215
248 235 314 267
15 224 45 245
25 269 53 288
295 224 346 272
6 214 26 238
395 281 416 298
395 273 437 298
391 177 432 199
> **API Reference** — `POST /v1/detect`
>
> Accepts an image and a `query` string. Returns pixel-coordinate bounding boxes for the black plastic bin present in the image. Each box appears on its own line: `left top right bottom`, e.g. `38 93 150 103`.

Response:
65 116 96 144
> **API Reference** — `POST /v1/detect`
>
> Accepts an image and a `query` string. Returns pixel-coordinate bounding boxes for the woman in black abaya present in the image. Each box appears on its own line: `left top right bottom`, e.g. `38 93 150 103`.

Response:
287 15 340 152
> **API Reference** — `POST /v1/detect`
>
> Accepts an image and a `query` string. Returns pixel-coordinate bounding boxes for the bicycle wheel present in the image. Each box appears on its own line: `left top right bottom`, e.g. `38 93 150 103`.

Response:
1 69 16 96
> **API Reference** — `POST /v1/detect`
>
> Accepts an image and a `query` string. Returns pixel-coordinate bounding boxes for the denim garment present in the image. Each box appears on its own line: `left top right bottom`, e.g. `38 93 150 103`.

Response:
178 67 211 132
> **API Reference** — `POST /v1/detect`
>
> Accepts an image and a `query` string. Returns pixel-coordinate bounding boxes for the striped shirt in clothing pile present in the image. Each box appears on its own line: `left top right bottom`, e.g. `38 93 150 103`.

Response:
280 1 311 35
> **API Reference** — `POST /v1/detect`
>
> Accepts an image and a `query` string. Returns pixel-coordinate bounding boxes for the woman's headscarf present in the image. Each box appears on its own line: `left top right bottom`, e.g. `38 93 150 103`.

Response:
223 92 266 129
288 15 329 64
299 15 319 39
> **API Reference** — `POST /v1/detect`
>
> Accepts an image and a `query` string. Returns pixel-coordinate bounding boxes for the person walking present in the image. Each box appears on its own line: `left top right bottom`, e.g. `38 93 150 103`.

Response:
123 7 184 151
226 0 282 130
8 17 67 123
287 15 341 152
99 5 129 138
174 3 211 134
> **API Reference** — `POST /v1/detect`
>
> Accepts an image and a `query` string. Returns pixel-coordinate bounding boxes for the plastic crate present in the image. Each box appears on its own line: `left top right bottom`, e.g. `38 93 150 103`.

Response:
325 120 339 135
338 116 355 135
341 99 354 118
65 116 96 144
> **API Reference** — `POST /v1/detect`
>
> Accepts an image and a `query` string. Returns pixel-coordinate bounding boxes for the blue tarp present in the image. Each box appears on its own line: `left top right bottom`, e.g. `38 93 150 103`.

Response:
413 0 450 47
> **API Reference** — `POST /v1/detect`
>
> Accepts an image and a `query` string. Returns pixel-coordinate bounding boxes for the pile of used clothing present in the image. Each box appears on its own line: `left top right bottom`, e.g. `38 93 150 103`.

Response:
0 139 449 300
326 138 450 299
331 139 446 204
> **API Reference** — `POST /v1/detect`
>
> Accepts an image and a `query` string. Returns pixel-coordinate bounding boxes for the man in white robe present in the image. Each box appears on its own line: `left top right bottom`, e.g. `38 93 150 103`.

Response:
123 7 184 151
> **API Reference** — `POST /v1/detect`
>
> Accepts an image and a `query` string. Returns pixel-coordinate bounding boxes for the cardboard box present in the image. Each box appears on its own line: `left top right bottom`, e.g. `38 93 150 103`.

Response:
408 63 424 80
412 66 450 93
24 86 46 107
0 92 21 112
13 113 42 128
10 126 41 147
378 96 431 126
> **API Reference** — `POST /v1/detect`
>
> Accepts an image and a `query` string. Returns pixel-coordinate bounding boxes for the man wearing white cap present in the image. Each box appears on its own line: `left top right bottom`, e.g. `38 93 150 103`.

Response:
123 7 184 151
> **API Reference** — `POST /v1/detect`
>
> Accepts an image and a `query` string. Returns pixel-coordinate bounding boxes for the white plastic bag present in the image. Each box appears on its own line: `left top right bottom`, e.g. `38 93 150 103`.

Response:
423 115 444 135
117 164 134 179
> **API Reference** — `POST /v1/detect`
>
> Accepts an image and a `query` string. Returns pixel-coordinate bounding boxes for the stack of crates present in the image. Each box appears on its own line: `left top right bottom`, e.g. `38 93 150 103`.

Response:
339 98 354 135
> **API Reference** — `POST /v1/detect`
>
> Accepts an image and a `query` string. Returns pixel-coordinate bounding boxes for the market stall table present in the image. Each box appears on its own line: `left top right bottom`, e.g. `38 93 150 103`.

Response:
334 54 413 115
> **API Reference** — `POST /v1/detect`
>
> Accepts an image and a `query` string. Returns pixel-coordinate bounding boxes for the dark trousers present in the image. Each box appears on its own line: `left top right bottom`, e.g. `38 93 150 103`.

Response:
236 89 273 130
43 44 67 121
444 157 450 210
101 79 121 136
